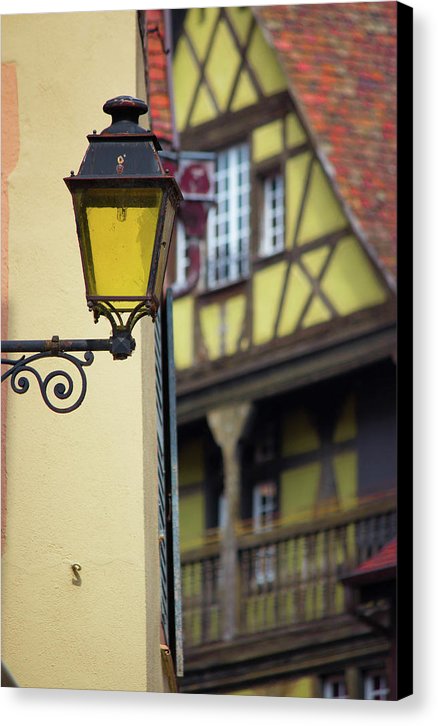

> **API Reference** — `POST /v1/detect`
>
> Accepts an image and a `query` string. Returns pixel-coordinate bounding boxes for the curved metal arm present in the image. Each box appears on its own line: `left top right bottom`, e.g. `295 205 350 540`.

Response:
1 349 94 414
1 335 126 414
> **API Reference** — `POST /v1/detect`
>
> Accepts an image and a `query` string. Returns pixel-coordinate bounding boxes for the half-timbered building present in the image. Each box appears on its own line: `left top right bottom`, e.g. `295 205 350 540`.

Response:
144 3 399 700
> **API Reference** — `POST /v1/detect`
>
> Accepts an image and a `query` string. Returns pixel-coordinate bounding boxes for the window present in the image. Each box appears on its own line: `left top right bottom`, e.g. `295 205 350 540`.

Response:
364 671 389 700
253 482 276 531
253 482 276 586
207 143 250 288
323 675 348 699
260 172 284 256
174 220 191 288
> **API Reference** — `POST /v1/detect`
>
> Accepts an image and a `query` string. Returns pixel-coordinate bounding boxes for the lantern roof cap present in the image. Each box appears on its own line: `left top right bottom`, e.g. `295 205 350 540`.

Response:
102 95 150 135
64 95 176 179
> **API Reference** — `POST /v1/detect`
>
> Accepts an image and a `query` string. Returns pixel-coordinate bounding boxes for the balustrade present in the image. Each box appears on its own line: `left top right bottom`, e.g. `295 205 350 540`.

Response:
181 498 396 649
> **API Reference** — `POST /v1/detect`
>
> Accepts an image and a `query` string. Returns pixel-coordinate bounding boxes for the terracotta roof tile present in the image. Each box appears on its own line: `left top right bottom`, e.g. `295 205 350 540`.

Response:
353 537 397 576
254 2 397 282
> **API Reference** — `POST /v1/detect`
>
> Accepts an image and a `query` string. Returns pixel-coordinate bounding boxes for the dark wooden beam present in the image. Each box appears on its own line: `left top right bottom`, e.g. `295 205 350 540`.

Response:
176 318 396 424
180 614 389 693
180 91 292 151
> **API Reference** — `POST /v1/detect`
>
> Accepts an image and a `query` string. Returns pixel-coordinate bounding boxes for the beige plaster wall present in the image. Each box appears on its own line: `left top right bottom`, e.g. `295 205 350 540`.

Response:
1 11 162 691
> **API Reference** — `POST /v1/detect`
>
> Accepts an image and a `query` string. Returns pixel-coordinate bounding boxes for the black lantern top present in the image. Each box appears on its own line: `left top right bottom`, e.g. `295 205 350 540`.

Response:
102 95 148 132
69 95 169 179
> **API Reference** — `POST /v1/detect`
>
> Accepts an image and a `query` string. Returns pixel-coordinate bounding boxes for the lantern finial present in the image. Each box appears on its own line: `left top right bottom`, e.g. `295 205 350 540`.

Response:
102 96 149 134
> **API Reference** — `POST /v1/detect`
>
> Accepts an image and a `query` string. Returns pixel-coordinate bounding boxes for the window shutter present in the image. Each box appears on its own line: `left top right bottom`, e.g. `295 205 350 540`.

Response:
155 288 184 677
155 302 169 643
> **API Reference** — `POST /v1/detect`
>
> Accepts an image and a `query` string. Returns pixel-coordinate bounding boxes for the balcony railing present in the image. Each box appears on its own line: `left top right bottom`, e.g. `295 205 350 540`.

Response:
181 496 396 649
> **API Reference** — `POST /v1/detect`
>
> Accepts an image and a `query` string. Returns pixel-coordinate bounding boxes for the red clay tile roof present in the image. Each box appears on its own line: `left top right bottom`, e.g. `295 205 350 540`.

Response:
355 537 397 575
254 2 397 283
145 9 173 146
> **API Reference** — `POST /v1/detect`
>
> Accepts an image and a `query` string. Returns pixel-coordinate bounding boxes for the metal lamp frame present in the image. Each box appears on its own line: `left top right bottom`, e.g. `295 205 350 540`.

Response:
1 96 182 413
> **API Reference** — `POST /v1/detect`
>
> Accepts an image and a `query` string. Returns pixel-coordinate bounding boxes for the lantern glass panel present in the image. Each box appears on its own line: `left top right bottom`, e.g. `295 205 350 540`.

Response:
74 187 163 310
153 198 177 300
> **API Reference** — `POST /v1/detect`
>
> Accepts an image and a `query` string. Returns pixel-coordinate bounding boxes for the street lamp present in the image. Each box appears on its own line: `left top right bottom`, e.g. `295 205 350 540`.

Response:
1 96 183 412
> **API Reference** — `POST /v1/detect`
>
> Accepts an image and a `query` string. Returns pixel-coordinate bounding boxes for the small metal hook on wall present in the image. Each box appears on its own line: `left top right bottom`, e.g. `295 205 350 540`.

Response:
71 563 82 586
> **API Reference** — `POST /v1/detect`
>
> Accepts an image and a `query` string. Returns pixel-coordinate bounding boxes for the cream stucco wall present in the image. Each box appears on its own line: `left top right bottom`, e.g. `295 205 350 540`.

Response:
2 11 163 691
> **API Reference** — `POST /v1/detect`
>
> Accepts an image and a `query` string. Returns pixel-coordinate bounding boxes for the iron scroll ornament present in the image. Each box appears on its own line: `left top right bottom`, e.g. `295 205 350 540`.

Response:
0 336 123 414
1 349 95 414
1 313 142 414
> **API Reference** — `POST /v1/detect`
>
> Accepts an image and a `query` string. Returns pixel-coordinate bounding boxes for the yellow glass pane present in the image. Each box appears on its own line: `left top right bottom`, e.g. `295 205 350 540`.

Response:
153 200 176 300
78 188 162 310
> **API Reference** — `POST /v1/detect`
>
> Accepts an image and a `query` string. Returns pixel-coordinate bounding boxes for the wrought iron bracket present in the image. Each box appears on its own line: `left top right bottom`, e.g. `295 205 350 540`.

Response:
1 333 135 414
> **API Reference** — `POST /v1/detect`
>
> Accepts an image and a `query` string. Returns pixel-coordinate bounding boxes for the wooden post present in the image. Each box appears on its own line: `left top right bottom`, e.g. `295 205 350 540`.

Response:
208 403 252 642
345 666 360 700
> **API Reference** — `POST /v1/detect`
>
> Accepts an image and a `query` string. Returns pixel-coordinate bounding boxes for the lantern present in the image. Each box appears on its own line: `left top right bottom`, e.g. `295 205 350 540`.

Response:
64 96 183 338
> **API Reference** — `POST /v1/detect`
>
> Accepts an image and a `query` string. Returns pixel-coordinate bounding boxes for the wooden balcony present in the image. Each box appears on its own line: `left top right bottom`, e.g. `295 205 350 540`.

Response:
181 495 396 651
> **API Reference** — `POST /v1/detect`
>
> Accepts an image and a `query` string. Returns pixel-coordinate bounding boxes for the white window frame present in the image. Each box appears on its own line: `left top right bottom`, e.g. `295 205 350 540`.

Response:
322 674 348 699
253 482 276 532
364 671 389 700
253 482 277 586
260 172 284 256
207 143 250 288
174 220 191 289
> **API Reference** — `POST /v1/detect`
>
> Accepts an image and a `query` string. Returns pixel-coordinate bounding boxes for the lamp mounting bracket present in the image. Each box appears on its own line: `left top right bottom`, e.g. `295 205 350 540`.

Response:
1 334 134 414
